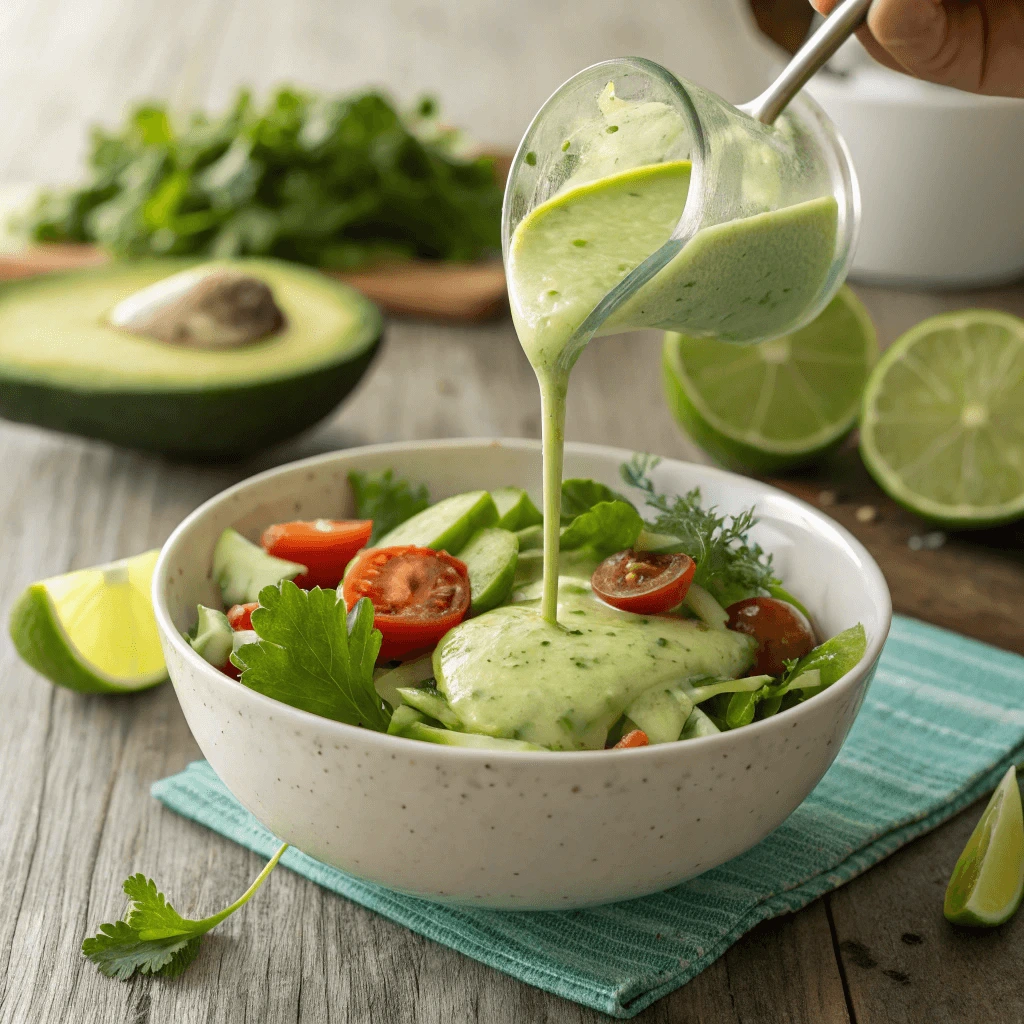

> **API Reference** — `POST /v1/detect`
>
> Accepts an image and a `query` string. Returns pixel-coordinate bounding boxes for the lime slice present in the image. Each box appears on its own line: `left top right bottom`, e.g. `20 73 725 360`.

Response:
8 549 167 693
860 310 1024 527
945 764 1024 927
662 286 877 472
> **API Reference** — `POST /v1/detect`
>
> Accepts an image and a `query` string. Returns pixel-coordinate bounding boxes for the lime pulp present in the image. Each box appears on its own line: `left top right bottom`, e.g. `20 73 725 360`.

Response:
860 310 1024 527
662 286 877 472
944 764 1024 927
8 549 166 693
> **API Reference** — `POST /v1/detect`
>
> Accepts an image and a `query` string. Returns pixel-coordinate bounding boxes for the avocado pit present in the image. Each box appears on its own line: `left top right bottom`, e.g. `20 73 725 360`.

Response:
109 266 286 349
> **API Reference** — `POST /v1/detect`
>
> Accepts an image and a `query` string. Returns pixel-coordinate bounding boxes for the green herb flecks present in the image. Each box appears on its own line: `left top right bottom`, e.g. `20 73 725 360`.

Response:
82 845 287 981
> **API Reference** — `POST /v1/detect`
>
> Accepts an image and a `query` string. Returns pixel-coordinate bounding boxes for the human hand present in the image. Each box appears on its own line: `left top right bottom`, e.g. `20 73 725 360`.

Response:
811 0 1024 97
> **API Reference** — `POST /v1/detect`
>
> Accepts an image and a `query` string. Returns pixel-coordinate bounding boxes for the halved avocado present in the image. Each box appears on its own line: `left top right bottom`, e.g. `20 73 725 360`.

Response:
0 258 382 460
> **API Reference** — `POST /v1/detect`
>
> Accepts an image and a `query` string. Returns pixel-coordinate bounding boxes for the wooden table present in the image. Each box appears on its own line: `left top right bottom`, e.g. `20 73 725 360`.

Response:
2 280 1024 1024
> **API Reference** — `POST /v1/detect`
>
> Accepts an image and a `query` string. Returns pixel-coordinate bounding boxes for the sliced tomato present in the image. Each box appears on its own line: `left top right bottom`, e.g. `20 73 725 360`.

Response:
221 661 241 680
726 596 816 676
613 729 650 749
342 545 471 660
591 549 695 615
261 519 372 589
226 602 258 631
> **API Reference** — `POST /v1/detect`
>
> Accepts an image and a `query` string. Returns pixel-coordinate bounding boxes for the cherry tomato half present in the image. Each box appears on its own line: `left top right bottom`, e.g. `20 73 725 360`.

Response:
261 519 372 589
591 549 696 615
342 545 471 661
613 729 650 749
726 596 816 676
226 602 258 631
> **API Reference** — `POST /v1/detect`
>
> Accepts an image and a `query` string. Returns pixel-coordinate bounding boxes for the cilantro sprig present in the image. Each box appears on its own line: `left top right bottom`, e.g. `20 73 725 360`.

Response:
234 583 390 731
621 454 779 606
83 844 288 980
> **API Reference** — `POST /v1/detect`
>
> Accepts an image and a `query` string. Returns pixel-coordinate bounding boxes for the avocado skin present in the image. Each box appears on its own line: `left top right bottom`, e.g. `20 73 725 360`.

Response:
0 333 382 461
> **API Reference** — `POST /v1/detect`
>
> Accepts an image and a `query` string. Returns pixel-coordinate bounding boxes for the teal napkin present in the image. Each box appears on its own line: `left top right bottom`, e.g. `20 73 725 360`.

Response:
153 615 1024 1017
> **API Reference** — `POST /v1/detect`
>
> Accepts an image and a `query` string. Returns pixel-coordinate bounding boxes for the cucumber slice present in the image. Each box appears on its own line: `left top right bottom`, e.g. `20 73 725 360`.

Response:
683 583 729 630
685 674 771 705
515 524 544 551
624 686 694 744
374 654 434 708
492 487 543 531
374 490 498 553
387 704 424 736
213 528 306 606
681 706 720 738
397 686 462 728
460 527 519 614
187 605 234 668
404 721 545 750
386 703 544 748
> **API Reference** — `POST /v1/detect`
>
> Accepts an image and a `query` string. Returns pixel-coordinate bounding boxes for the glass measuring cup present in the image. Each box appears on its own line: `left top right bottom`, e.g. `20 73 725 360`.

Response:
503 52 859 372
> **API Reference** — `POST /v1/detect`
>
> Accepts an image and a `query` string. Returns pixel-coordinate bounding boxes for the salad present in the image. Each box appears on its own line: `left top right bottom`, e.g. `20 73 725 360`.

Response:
186 454 865 752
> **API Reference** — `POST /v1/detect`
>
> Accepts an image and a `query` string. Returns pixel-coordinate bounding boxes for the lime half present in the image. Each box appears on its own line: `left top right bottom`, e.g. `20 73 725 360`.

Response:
860 310 1024 527
8 549 167 694
945 765 1024 927
662 287 877 472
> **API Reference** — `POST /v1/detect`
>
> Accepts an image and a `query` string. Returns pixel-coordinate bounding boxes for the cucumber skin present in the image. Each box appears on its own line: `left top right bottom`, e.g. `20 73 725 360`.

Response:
0 337 381 462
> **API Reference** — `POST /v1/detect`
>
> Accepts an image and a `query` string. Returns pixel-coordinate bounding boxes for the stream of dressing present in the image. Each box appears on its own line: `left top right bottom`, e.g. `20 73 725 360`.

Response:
507 100 836 622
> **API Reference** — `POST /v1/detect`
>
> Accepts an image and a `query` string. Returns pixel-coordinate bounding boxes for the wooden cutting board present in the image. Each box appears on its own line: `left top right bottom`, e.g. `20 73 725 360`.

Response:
0 244 508 323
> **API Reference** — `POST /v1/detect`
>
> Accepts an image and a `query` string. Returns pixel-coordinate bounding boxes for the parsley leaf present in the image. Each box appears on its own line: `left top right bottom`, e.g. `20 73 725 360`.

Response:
19 88 503 268
349 469 429 544
621 453 779 605
235 584 390 730
83 846 287 981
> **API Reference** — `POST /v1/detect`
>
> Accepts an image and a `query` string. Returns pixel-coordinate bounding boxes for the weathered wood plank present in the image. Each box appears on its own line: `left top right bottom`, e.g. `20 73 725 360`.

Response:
828 795 1024 1024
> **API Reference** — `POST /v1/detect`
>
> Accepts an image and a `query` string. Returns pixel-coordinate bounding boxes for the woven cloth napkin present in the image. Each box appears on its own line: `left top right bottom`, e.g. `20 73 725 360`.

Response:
153 614 1024 1017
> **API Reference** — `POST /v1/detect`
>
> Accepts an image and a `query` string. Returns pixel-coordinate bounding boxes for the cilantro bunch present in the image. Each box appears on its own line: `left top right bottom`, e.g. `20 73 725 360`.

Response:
22 89 503 268
621 454 779 606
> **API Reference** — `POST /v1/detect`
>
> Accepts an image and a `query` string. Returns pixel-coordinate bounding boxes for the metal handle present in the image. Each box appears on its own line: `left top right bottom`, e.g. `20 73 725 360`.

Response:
742 0 873 124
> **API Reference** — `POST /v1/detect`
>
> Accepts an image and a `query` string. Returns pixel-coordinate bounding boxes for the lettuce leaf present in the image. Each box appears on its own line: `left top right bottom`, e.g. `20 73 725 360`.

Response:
349 469 429 544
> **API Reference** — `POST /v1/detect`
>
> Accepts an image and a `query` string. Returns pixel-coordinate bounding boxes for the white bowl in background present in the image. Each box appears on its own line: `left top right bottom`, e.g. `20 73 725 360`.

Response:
152 439 891 909
808 68 1024 288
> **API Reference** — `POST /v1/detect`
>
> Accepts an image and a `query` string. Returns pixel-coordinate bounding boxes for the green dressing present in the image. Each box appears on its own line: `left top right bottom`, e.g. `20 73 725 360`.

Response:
433 585 755 750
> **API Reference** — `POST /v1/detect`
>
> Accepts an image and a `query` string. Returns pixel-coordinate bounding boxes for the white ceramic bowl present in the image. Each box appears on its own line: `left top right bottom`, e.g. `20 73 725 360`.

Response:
153 439 891 909
807 67 1024 287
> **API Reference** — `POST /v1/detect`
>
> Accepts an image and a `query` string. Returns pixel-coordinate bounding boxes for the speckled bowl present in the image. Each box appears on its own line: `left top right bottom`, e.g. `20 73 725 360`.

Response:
153 439 891 909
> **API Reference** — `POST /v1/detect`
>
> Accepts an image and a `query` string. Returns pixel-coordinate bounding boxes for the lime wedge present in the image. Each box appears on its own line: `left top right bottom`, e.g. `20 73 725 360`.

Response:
860 310 1024 527
8 549 167 693
945 765 1024 927
662 286 877 472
